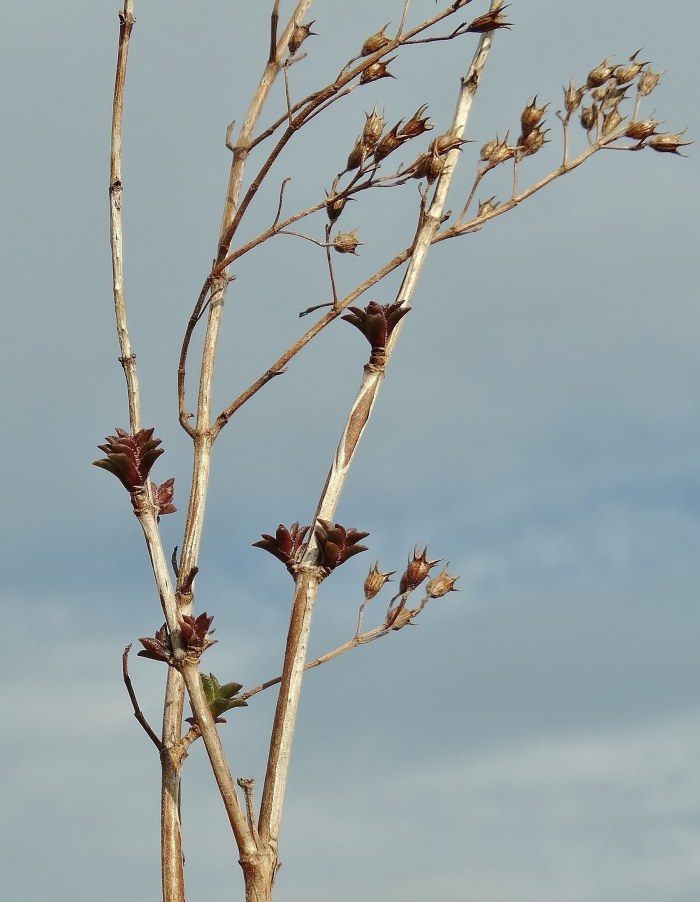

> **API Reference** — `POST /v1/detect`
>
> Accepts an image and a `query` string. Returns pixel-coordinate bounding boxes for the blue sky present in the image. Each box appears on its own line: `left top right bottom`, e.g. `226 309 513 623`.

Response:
2 2 699 900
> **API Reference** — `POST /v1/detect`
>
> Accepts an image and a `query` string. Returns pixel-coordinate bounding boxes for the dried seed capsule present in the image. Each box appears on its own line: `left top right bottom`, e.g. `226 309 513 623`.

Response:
625 116 661 141
586 58 616 88
361 23 390 56
326 194 349 222
580 104 598 132
399 104 433 139
602 108 623 135
467 4 513 33
362 108 385 149
374 123 407 163
637 68 664 96
431 130 469 156
520 96 548 137
518 125 548 156
477 196 498 217
564 81 585 115
363 562 395 601
360 58 396 84
288 20 316 55
480 137 499 161
646 131 692 155
615 49 649 84
426 565 460 599
333 229 362 254
398 547 441 594
346 137 368 171
488 134 516 165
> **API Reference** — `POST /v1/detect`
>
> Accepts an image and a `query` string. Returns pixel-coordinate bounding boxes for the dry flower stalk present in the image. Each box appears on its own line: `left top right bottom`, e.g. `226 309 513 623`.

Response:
103 3 688 901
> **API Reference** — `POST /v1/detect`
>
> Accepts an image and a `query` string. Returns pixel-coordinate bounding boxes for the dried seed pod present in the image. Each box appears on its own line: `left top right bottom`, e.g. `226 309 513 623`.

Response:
398 546 441 595
374 122 407 163
477 196 498 217
410 148 445 184
624 116 661 141
360 57 396 84
520 96 548 137
288 20 316 55
346 137 368 171
431 129 469 156
326 193 349 222
487 133 516 166
399 104 433 139
580 104 598 132
364 562 395 601
586 58 616 88
426 565 460 599
591 83 628 111
333 229 362 254
518 125 548 156
480 137 499 161
646 130 692 155
602 108 623 135
615 50 649 85
637 68 665 97
467 4 512 33
563 81 585 115
362 108 385 149
361 23 390 56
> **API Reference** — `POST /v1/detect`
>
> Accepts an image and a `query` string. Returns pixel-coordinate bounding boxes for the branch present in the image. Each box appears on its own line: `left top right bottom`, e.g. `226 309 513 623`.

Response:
255 5 502 851
109 0 141 431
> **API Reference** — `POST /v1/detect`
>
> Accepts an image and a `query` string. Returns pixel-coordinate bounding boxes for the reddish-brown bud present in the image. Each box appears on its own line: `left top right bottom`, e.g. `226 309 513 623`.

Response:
179 612 217 655
314 520 369 573
342 300 410 360
361 23 391 57
333 229 362 254
253 522 310 575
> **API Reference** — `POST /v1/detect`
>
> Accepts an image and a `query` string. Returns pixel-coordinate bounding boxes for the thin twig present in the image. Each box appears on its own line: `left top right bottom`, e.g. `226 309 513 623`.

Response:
122 644 161 749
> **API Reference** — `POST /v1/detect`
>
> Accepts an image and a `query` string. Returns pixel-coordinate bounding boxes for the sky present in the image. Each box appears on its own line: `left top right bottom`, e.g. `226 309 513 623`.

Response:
1 2 699 900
